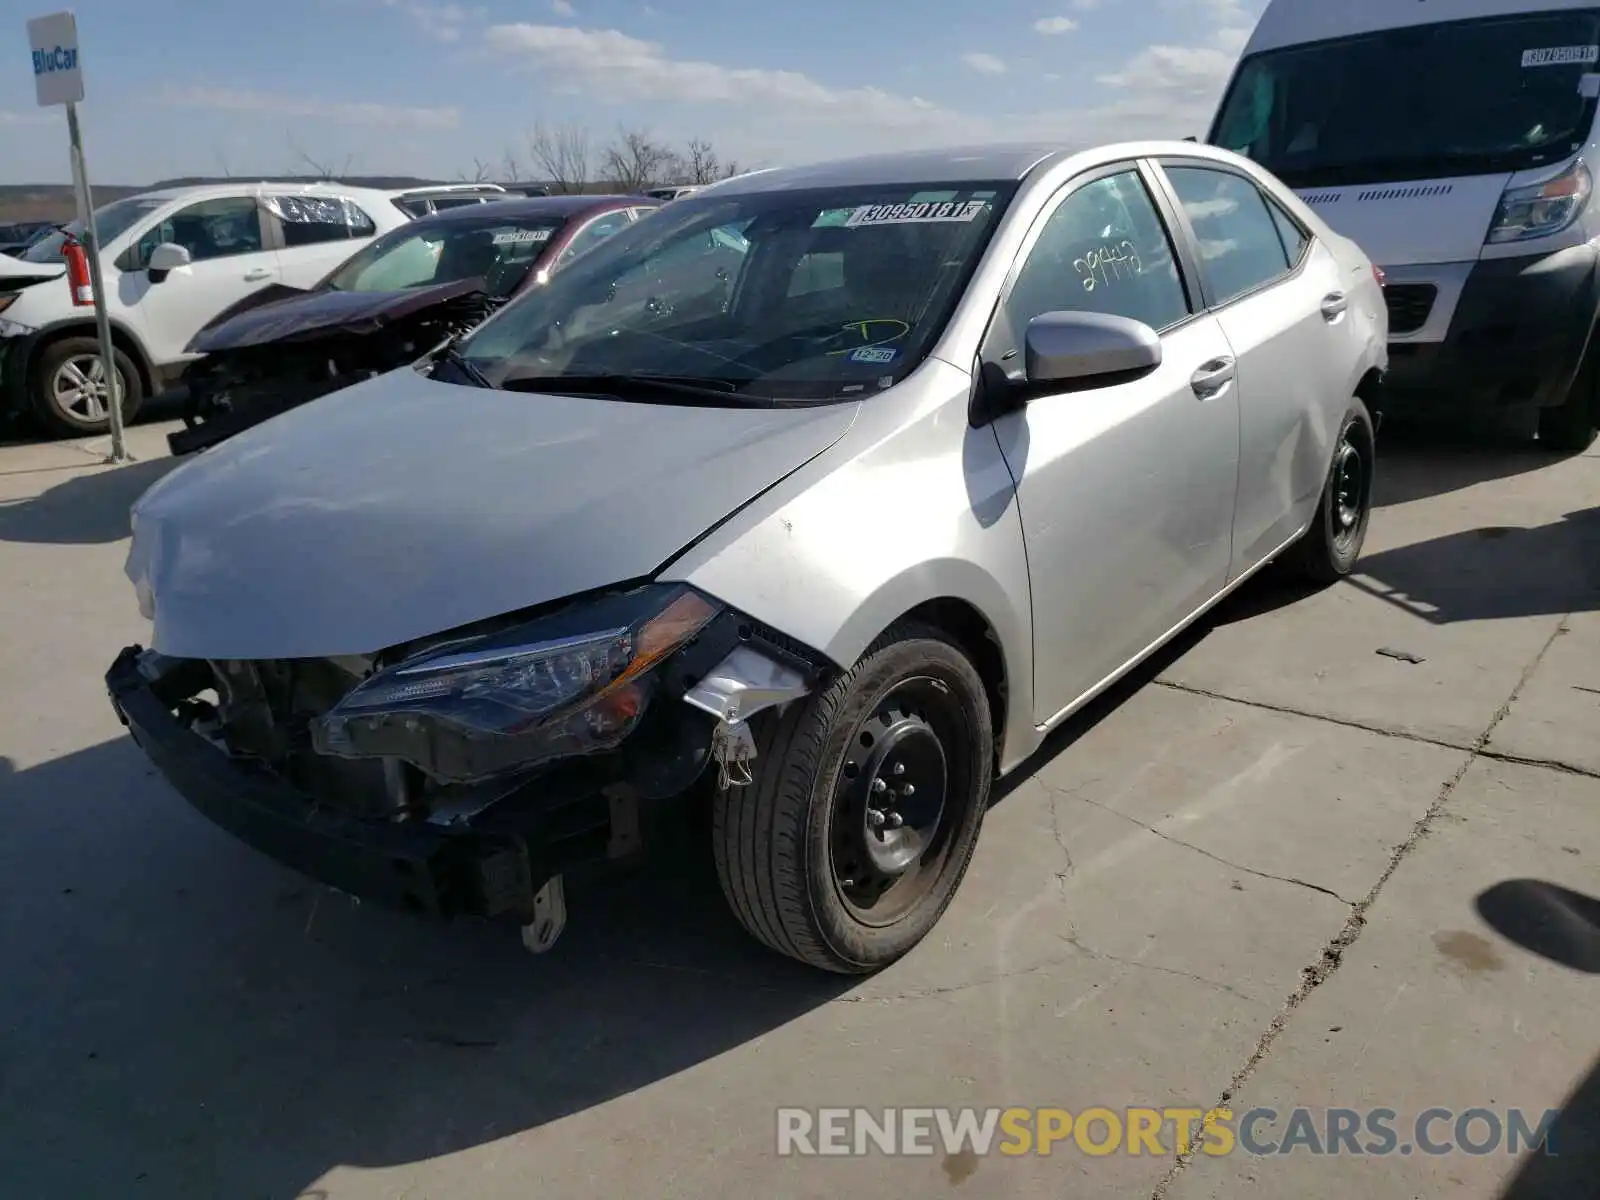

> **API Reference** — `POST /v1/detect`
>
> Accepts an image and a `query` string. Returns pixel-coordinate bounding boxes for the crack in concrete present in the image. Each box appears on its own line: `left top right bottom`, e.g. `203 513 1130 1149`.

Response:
1071 791 1357 907
1148 616 1568 1199
1060 935 1259 1004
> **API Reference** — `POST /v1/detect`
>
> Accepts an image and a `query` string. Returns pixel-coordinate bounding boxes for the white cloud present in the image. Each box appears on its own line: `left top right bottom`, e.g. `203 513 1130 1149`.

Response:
963 51 1007 74
159 85 460 130
485 23 977 136
1033 15 1079 34
551 0 575 13
383 0 470 41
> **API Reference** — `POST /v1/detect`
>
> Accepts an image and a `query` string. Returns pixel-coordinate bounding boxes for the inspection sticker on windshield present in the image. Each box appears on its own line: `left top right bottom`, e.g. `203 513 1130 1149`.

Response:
850 346 898 364
1581 73 1600 97
493 228 551 244
828 200 990 228
1523 45 1600 67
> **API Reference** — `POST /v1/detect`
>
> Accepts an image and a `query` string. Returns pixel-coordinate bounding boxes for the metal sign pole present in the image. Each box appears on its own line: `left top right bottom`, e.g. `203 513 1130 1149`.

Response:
64 99 126 463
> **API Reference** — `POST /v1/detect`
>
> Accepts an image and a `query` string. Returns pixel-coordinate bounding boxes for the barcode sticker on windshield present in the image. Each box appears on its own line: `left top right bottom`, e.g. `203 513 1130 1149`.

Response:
492 228 551 244
843 200 989 227
1523 45 1600 68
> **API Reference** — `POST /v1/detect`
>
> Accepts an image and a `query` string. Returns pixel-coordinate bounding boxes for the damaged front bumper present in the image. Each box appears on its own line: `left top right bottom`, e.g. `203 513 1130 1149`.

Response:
104 601 820 929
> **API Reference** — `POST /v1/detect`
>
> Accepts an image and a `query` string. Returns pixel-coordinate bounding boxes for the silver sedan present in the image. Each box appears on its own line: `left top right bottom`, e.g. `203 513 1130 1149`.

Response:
111 140 1387 974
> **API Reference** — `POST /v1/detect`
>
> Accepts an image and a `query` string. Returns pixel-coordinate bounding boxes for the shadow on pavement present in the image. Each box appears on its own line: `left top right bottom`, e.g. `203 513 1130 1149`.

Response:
0 455 179 544
1347 506 1600 625
0 740 851 1199
1372 423 1574 509
1475 880 1600 1198
0 394 184 448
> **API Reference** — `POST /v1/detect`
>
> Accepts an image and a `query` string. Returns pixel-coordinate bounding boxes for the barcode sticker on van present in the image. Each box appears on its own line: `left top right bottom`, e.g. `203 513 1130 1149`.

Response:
1522 45 1600 68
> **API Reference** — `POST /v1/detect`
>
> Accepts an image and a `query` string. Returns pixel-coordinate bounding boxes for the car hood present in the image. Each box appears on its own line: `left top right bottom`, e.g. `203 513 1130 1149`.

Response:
1295 172 1511 267
126 368 860 660
188 279 486 354
0 253 65 283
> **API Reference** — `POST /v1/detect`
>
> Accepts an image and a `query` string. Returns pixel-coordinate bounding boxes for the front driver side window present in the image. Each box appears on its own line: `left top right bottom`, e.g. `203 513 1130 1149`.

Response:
1004 170 1191 339
134 197 264 267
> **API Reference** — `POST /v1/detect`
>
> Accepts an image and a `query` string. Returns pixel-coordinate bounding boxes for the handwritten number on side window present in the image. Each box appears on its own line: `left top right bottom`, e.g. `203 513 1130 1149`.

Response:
1073 240 1141 294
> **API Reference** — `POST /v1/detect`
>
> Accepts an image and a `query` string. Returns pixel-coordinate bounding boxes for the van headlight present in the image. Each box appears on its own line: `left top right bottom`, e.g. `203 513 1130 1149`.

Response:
1487 160 1592 244
313 585 721 783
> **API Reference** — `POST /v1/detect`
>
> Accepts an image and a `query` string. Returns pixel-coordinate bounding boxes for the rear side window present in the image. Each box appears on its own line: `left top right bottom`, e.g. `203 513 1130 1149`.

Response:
267 194 379 247
1266 197 1309 266
1005 169 1191 334
1163 166 1291 305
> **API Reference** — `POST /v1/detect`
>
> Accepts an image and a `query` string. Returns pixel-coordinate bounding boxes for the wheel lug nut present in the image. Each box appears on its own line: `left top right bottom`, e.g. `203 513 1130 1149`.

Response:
884 812 904 830
892 762 906 776
867 809 886 829
900 783 915 797
871 778 887 794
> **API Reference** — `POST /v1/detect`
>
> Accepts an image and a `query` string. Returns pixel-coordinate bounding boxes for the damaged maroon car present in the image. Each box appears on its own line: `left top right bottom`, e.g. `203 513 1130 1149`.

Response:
169 194 658 455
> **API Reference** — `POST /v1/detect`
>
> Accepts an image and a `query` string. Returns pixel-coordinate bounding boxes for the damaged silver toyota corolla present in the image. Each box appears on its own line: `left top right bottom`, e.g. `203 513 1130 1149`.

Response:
108 141 1386 973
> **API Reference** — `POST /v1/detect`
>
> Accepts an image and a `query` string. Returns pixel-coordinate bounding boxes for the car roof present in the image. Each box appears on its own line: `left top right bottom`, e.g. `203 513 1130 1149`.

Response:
699 141 1254 194
1246 0 1600 55
108 180 425 207
399 194 657 226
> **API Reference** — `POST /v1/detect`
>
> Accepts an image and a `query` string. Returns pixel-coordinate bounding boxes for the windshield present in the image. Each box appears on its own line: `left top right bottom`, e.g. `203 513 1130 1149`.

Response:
320 214 566 296
1211 11 1600 187
454 182 1015 401
21 196 167 263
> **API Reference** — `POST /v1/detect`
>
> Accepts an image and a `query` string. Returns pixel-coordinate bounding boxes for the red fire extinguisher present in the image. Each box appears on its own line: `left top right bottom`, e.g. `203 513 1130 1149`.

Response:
62 232 94 307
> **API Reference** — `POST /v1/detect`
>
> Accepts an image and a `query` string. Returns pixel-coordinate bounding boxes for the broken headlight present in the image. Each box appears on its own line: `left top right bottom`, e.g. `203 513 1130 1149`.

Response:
312 585 720 783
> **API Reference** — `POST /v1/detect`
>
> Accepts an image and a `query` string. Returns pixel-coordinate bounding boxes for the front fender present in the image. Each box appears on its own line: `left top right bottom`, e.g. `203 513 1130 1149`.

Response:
659 360 1039 772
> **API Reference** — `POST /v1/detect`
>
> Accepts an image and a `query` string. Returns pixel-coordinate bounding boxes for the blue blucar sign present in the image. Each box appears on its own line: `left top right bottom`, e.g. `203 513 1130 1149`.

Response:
26 11 84 106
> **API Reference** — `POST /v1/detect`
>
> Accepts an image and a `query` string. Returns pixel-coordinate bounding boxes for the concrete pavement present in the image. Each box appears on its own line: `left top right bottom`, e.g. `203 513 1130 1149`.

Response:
1 416 1596 1199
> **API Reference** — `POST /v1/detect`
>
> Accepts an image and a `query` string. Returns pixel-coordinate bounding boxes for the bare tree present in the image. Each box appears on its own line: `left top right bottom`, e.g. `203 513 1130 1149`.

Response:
286 135 353 181
214 147 235 179
501 147 523 183
528 120 592 194
681 137 724 185
602 126 671 192
457 156 492 183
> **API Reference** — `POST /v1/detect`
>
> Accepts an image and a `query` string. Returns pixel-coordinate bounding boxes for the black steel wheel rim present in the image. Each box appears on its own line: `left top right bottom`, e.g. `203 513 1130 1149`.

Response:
827 676 968 927
1332 424 1368 549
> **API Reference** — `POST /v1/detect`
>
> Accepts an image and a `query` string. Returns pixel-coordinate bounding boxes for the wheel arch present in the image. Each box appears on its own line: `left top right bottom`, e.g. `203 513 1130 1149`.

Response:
20 317 156 401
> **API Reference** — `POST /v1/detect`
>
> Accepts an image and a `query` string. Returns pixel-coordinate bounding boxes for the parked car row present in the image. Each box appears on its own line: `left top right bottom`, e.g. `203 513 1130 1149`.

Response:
0 180 657 438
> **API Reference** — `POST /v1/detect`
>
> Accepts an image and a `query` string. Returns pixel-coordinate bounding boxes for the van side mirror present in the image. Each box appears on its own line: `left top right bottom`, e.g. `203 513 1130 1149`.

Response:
146 242 191 283
1024 311 1162 389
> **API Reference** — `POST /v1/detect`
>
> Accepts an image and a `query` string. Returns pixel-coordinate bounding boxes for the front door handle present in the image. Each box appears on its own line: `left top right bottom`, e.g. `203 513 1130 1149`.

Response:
243 268 273 282
1190 355 1237 399
1321 291 1349 320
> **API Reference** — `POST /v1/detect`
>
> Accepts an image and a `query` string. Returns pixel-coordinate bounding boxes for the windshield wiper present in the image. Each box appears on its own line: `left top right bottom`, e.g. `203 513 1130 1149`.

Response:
500 372 798 406
431 344 496 389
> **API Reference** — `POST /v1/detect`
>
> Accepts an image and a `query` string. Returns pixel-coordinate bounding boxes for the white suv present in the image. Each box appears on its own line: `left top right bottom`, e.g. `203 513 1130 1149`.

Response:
0 181 411 437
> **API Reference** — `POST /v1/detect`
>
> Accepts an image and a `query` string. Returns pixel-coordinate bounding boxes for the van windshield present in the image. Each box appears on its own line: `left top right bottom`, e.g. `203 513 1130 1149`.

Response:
1211 11 1600 188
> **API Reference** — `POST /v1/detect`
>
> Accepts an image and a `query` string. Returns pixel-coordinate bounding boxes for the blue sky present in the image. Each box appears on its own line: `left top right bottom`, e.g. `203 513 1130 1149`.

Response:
1 0 1263 185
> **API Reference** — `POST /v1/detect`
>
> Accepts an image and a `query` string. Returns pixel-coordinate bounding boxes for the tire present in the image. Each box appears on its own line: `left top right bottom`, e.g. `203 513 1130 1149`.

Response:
711 623 994 974
1538 352 1598 454
1292 397 1376 584
28 335 144 439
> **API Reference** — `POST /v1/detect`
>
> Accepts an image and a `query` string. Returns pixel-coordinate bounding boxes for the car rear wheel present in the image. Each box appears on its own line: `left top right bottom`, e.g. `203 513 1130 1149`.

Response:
1292 397 1375 583
29 336 144 438
711 624 993 974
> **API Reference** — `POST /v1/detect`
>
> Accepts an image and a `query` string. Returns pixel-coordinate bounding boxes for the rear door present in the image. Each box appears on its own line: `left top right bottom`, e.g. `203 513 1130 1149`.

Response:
1152 160 1349 574
262 192 382 289
985 162 1242 723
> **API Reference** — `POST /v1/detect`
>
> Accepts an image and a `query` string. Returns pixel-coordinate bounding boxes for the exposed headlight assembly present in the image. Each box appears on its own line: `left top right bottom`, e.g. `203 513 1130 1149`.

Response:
1487 159 1592 244
313 585 721 783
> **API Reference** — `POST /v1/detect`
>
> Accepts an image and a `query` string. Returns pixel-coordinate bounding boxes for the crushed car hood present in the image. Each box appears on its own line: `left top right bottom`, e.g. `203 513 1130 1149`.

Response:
0 254 65 284
188 279 486 354
127 368 859 660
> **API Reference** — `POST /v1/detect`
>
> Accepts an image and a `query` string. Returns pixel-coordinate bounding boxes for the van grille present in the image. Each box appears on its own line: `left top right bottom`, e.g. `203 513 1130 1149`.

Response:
1384 283 1437 335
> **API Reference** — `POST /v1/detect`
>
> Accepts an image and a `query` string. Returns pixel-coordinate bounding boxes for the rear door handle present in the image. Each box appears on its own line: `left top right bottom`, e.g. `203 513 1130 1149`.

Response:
1190 355 1236 399
1321 291 1349 320
243 268 273 281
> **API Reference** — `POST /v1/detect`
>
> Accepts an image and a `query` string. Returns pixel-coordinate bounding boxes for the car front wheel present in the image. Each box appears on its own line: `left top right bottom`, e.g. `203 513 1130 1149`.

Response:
29 335 144 438
712 624 993 974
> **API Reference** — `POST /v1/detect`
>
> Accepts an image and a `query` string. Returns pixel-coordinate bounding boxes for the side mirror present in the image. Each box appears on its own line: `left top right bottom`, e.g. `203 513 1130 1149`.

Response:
1023 310 1161 389
146 242 191 282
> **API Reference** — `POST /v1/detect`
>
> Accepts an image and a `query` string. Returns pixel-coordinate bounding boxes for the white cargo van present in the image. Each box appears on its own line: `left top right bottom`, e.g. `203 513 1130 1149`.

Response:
1209 0 1600 449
